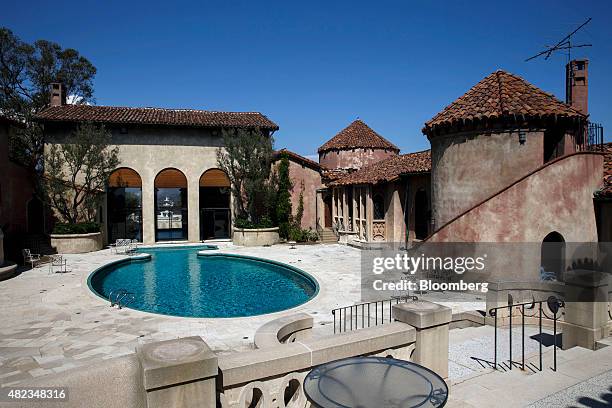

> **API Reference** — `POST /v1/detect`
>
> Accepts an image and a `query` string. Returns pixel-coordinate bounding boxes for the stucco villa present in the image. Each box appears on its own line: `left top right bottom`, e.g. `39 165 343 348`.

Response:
36 84 278 245
29 58 609 256
311 59 610 252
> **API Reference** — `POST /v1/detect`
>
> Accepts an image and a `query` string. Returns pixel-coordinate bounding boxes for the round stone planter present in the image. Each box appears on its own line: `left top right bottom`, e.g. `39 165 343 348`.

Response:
0 262 17 281
232 227 280 247
51 232 103 254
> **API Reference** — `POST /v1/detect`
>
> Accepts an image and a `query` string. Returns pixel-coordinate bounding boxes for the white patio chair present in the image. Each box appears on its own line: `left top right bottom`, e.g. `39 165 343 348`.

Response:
22 249 42 269
49 255 68 274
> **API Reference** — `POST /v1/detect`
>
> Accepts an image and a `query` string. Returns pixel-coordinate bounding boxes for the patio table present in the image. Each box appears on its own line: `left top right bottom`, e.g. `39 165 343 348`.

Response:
303 356 448 408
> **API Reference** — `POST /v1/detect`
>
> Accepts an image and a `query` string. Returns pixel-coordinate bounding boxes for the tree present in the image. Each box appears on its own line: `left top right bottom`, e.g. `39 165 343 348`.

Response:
276 153 293 238
0 27 96 175
44 123 119 225
295 181 305 228
217 128 275 225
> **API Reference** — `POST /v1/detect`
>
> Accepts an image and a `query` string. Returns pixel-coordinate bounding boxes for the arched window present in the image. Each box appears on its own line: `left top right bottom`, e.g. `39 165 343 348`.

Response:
199 169 231 240
540 231 565 281
373 194 385 220
107 168 142 242
155 168 188 241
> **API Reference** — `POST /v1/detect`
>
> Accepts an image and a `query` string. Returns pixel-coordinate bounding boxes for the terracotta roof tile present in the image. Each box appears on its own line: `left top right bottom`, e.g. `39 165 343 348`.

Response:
273 148 322 171
423 71 585 135
318 120 399 153
331 150 431 186
35 105 278 130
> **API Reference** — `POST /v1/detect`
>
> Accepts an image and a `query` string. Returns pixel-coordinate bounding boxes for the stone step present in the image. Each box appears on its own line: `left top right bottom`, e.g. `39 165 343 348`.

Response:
449 345 612 407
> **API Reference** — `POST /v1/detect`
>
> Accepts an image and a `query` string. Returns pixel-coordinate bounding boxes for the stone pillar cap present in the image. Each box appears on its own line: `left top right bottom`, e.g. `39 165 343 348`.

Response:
137 336 218 390
392 301 452 329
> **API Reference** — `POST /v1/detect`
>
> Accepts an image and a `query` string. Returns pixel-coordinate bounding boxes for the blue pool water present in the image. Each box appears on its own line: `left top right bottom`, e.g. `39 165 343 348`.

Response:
88 246 318 318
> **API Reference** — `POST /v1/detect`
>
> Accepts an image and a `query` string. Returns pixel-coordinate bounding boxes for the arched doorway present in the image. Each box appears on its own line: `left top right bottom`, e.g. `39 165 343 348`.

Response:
541 231 565 281
199 169 230 240
414 189 429 240
155 168 188 241
107 168 143 242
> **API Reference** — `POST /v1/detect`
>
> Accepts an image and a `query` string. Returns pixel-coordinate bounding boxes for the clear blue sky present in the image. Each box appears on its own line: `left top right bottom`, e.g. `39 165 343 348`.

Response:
4 0 611 156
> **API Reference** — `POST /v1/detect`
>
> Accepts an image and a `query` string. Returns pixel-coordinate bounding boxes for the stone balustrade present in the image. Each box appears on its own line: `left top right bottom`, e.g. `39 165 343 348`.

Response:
254 313 314 348
13 300 454 408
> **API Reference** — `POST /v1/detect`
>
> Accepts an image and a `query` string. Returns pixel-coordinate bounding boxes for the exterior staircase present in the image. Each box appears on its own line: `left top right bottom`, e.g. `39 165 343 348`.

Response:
319 228 338 244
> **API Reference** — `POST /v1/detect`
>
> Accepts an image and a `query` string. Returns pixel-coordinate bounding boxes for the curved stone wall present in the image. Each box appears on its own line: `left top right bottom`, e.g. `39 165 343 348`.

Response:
319 148 397 170
51 232 104 254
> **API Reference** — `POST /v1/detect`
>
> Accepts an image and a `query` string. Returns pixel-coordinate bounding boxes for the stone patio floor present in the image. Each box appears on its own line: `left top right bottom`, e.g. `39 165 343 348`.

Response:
0 242 483 387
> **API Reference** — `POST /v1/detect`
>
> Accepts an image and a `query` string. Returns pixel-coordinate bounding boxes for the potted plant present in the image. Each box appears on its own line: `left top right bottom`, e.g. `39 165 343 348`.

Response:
45 122 119 253
217 128 280 246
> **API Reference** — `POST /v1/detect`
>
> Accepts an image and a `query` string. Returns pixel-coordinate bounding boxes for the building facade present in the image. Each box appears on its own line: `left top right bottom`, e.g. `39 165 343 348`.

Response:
37 88 278 245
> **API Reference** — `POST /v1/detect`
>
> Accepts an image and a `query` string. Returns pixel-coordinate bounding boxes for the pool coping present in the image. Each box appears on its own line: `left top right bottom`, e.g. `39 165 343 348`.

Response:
84 245 322 321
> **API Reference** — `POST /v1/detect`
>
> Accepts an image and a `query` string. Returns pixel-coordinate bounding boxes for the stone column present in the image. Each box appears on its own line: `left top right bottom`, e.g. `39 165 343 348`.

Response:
562 269 610 350
393 301 452 378
187 176 200 242
137 336 218 408
141 176 156 244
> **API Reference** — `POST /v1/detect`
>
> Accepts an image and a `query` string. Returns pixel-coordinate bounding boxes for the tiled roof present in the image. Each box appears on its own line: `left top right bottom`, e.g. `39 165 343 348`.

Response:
598 142 612 198
35 105 279 130
331 150 431 186
423 70 585 136
321 168 352 183
318 120 399 153
273 148 322 171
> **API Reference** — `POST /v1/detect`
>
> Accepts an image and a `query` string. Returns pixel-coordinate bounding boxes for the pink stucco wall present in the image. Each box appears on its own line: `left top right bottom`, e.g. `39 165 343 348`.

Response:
279 160 323 230
430 130 545 229
319 148 397 170
427 152 603 280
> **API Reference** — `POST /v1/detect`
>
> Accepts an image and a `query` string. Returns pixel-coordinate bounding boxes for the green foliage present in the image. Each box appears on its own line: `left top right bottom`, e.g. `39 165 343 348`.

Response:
234 216 273 229
52 222 100 235
275 154 292 238
217 128 276 227
44 122 119 224
295 181 304 228
288 225 318 243
0 27 96 175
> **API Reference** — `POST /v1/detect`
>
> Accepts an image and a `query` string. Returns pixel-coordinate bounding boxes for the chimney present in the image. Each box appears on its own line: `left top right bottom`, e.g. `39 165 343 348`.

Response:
50 83 66 107
565 59 588 115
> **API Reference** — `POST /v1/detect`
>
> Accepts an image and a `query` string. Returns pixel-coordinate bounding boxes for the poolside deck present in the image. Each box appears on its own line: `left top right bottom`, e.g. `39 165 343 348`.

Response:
0 242 480 387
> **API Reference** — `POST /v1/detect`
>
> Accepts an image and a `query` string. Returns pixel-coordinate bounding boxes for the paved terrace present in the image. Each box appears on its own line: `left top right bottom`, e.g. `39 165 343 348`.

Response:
0 243 483 387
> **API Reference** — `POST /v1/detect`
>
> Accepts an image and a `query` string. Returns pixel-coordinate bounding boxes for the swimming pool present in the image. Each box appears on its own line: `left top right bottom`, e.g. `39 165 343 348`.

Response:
88 246 318 318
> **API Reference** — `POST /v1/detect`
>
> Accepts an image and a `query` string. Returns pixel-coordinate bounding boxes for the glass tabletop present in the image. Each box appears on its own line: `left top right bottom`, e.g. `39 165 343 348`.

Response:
303 357 448 408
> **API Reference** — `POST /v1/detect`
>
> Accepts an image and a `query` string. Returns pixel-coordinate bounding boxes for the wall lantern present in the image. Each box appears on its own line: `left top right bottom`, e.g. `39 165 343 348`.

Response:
518 130 527 145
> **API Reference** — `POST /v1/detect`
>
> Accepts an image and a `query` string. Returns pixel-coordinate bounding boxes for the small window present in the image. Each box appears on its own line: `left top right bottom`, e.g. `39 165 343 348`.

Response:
373 194 385 220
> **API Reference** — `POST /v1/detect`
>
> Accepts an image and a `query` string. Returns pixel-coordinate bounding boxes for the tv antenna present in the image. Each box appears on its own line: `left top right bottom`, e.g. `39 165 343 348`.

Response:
525 18 592 62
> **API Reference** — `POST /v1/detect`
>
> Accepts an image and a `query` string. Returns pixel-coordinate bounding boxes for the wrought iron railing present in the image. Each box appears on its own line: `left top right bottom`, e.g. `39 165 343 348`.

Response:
331 295 418 334
488 296 564 372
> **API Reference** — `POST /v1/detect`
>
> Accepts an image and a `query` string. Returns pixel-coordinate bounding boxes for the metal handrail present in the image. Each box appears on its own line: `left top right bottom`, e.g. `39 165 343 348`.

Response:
488 296 564 372
109 289 135 309
331 295 418 334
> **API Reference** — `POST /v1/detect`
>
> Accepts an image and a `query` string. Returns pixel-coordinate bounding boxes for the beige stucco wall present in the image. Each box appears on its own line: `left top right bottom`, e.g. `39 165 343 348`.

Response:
45 124 227 244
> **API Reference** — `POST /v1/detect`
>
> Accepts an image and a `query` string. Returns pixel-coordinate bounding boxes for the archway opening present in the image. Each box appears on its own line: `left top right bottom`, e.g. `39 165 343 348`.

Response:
414 189 429 240
155 168 188 241
199 169 230 240
108 168 143 243
541 231 565 281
